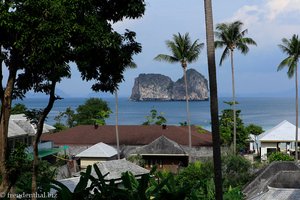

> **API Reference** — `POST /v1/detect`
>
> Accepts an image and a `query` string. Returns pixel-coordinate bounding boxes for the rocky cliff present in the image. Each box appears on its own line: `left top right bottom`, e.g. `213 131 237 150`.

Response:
130 68 209 101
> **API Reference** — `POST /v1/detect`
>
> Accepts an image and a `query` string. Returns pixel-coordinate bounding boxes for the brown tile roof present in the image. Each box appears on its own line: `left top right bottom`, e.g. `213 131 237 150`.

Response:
41 125 212 147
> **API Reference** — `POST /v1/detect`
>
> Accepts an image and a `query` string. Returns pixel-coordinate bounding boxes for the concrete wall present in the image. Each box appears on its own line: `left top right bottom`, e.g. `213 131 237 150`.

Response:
182 146 213 162
269 171 300 188
243 161 300 199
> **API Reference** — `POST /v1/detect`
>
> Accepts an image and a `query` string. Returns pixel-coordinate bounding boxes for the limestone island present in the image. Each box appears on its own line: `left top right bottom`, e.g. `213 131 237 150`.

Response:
130 68 209 101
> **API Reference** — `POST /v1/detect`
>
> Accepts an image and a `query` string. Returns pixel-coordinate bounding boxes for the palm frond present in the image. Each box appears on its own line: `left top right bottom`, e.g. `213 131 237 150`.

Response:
236 42 249 54
127 61 137 69
215 20 256 63
278 44 292 55
239 29 248 37
241 37 257 46
278 34 300 78
154 32 203 65
154 54 178 63
219 47 230 66
278 57 297 78
215 41 226 49
186 40 204 62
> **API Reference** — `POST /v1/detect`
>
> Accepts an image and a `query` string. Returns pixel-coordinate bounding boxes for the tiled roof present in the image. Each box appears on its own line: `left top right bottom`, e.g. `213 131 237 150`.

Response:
76 142 117 158
133 135 187 155
94 159 149 181
41 125 212 146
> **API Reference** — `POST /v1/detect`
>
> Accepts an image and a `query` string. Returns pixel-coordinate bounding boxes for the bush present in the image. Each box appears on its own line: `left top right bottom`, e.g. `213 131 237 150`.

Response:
223 186 244 200
176 161 214 189
268 151 294 163
222 154 252 189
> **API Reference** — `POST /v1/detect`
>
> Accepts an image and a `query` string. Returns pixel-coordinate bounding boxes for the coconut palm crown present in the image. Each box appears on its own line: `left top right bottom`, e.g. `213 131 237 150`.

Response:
278 34 300 77
277 34 300 161
215 20 257 65
154 33 204 69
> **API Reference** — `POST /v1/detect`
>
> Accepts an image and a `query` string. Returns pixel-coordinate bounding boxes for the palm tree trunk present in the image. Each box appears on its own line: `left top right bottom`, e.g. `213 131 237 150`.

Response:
295 65 298 161
204 0 223 199
115 90 120 160
183 67 192 162
230 50 237 154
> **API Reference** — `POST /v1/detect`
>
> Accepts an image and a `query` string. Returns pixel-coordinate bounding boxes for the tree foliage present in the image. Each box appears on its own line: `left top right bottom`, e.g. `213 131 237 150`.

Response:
11 103 27 114
0 0 146 193
219 109 248 150
268 152 294 163
142 108 167 125
245 124 264 136
54 107 76 131
222 154 251 189
28 155 250 200
219 105 263 152
74 98 112 125
54 98 111 128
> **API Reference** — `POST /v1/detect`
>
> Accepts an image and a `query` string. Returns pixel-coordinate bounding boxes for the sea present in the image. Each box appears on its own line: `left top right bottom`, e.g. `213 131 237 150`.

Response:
13 97 298 131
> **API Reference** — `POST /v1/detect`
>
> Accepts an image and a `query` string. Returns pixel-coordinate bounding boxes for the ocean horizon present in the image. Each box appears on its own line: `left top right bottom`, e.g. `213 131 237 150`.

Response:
13 96 299 131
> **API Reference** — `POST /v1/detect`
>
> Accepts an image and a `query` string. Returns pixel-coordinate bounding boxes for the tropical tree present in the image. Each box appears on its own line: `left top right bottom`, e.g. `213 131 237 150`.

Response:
214 20 257 154
277 34 300 161
11 104 27 115
154 32 204 154
203 0 223 199
0 0 145 195
142 108 167 125
75 98 111 125
245 124 264 154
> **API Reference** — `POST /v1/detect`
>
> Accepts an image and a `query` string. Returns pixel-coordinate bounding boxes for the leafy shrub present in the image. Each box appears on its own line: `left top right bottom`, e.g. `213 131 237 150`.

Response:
222 154 252 189
176 160 214 198
268 151 294 162
223 186 244 200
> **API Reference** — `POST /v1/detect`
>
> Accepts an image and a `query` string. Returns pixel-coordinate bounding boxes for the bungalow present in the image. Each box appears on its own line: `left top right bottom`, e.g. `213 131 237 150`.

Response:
131 135 189 173
41 125 213 161
258 120 300 160
75 142 117 168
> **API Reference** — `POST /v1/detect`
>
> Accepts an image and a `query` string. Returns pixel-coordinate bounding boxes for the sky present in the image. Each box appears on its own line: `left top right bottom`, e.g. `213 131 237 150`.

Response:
56 0 300 98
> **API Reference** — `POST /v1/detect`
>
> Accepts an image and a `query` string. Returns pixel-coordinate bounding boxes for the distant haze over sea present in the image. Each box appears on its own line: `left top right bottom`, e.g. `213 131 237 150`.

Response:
25 86 297 99
14 97 299 131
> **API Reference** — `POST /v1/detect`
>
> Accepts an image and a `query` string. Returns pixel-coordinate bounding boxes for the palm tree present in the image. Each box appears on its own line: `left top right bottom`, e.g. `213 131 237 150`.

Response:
203 0 223 199
277 34 300 161
214 21 256 154
154 33 204 158
115 62 137 159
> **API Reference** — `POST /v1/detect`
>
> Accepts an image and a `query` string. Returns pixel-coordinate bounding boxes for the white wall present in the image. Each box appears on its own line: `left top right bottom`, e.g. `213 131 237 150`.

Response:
261 142 277 160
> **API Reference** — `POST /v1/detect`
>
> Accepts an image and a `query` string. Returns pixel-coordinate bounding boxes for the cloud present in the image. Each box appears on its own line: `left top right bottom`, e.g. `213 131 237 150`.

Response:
232 0 300 23
228 0 300 47
231 5 263 25
266 0 300 20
